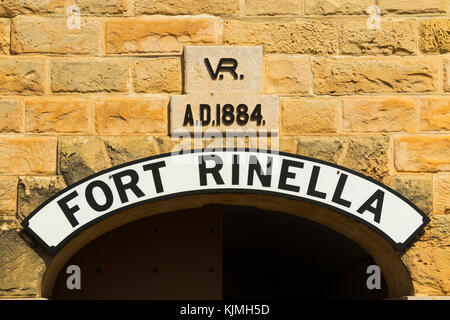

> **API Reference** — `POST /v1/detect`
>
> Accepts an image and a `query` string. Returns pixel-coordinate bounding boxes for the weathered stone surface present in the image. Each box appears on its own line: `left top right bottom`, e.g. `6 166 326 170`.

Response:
401 215 450 295
223 20 338 55
390 175 433 215
170 94 278 133
420 97 450 131
419 20 450 54
0 58 45 95
343 97 416 133
0 99 23 133
340 136 390 183
278 137 299 153
446 58 450 92
0 0 129 16
281 98 338 134
70 0 130 15
0 229 47 297
12 16 100 54
25 98 90 134
51 59 128 93
246 0 302 15
105 17 218 55
0 137 57 174
59 136 111 185
0 217 20 230
305 0 370 15
95 96 168 135
133 58 181 94
435 174 450 215
0 176 17 216
341 20 417 55
0 0 64 17
135 0 240 15
378 0 448 14
264 55 311 95
18 176 66 221
105 136 177 166
313 57 439 95
297 136 345 164
395 136 450 172
0 18 9 54
184 46 263 94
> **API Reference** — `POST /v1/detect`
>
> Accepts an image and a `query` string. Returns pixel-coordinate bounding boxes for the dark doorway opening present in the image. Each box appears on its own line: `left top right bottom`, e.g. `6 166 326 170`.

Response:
52 205 388 300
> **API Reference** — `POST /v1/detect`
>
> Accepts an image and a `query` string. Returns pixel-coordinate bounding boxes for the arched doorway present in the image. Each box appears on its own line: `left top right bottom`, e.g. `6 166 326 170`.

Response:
47 198 401 300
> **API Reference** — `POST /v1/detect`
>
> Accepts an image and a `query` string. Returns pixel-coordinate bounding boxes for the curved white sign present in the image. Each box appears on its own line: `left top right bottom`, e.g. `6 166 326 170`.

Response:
22 150 429 254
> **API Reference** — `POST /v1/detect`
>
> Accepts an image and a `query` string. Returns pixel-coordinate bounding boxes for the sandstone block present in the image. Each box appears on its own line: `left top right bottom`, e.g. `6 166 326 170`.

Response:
184 46 263 94
446 58 450 92
0 229 46 297
0 99 23 133
18 176 66 221
0 58 45 95
341 20 417 55
389 175 433 215
105 17 218 55
59 136 111 185
0 0 129 17
435 174 450 215
395 136 450 172
377 0 448 14
25 98 90 134
264 55 311 95
313 57 439 95
340 136 390 183
0 19 9 54
12 16 100 54
419 20 450 54
343 97 416 133
0 176 17 216
298 136 345 164
223 20 338 55
95 96 168 135
0 136 57 174
420 97 450 131
401 215 450 295
69 0 130 15
133 58 182 94
51 59 128 93
134 0 240 15
105 136 177 166
281 98 338 134
246 0 302 15
0 0 64 17
305 0 370 15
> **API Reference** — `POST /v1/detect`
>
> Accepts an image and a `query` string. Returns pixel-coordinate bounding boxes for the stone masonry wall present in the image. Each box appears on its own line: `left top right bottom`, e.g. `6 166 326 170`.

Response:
0 0 449 297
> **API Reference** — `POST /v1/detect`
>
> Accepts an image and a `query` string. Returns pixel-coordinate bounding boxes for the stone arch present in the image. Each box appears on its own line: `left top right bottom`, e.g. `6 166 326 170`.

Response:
40 192 414 298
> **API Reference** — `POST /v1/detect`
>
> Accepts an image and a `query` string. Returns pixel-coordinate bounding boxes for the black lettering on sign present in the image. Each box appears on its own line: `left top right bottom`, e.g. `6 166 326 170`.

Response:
143 161 167 194
85 180 114 212
332 174 352 208
113 169 145 204
278 159 304 192
198 155 225 186
183 104 194 126
200 104 211 126
57 191 80 228
204 58 243 80
357 189 385 223
307 166 327 200
248 155 272 187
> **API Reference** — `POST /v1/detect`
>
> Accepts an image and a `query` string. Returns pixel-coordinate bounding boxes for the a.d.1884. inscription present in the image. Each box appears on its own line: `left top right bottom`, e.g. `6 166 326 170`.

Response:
171 95 278 133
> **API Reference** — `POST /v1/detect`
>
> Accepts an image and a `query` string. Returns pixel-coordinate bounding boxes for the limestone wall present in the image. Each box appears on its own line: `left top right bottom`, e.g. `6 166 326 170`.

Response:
0 0 449 298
